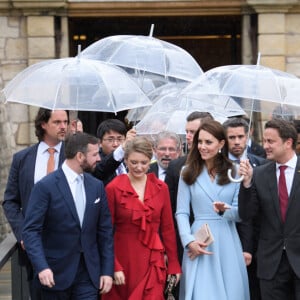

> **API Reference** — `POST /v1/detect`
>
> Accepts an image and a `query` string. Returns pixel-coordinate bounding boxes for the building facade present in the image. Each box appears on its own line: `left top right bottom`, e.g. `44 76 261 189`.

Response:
1 0 300 237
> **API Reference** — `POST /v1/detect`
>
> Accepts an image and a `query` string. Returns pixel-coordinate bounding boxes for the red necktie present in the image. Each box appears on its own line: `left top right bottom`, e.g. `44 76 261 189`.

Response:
279 165 288 222
47 148 56 174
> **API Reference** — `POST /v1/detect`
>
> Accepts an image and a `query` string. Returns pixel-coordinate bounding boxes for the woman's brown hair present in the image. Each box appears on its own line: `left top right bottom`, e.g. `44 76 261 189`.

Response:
181 120 234 185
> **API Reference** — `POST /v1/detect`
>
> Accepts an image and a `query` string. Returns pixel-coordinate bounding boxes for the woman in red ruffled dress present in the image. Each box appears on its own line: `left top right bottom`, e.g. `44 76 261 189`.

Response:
103 136 181 300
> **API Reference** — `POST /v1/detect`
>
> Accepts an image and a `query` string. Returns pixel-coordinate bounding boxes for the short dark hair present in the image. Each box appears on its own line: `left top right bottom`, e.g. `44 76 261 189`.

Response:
293 120 300 134
265 118 297 150
96 119 127 140
65 132 99 159
223 117 249 134
186 111 213 122
35 108 69 141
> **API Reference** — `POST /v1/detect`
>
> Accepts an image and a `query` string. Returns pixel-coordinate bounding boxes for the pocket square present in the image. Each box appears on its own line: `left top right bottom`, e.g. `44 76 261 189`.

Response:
94 198 101 204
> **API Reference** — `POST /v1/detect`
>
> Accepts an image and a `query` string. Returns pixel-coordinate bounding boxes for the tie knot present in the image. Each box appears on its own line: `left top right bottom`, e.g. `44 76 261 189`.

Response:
76 174 83 183
48 148 56 155
279 165 287 172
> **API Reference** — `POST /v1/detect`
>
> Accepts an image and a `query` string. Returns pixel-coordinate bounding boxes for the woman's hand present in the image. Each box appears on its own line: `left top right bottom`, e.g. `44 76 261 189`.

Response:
213 201 230 214
113 271 125 285
187 240 212 260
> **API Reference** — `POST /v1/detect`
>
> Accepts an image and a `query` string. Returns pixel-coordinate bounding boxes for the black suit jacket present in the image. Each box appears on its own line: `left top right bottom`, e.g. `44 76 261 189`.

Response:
148 162 159 178
239 157 300 279
236 153 267 254
93 149 122 186
165 156 187 215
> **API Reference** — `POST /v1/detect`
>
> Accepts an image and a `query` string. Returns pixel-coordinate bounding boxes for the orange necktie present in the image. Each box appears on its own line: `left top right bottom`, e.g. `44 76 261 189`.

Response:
47 148 56 174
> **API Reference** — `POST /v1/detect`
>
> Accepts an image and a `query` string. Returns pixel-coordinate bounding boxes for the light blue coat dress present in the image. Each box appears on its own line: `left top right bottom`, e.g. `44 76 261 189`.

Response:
176 167 250 300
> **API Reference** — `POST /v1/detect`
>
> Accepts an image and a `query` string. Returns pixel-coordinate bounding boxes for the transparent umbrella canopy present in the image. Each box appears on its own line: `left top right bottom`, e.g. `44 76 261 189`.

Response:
180 62 300 182
126 81 189 123
1 56 152 113
181 64 300 117
80 34 203 82
135 94 245 135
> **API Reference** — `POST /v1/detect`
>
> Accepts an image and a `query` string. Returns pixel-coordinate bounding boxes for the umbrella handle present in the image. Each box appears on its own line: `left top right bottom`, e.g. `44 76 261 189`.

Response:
227 169 244 183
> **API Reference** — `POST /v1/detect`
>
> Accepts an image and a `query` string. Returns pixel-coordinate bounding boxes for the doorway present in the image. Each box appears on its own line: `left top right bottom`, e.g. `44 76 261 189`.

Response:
68 15 242 134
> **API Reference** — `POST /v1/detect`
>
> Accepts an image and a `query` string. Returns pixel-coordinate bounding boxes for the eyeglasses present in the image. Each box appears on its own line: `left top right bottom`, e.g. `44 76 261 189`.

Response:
102 137 125 144
156 147 178 153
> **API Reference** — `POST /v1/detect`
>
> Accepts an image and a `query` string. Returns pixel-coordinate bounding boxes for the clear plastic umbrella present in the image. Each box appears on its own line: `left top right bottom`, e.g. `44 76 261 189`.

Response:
135 94 245 135
180 62 300 181
1 56 152 113
80 34 203 82
126 81 189 123
181 64 300 117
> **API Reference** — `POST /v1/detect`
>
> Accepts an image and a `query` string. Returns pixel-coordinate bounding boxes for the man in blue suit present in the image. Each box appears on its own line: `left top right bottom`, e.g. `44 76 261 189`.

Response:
22 132 114 299
3 108 69 299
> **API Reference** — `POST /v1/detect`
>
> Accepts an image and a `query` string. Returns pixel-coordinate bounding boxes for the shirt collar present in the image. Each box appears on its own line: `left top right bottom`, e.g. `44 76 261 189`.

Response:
40 141 62 153
276 153 297 170
62 161 81 184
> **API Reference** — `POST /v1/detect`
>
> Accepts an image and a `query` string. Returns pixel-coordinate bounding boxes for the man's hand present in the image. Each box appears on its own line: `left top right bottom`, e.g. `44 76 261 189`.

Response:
239 159 253 188
243 252 252 266
20 240 25 251
122 128 136 150
99 275 113 294
38 268 55 288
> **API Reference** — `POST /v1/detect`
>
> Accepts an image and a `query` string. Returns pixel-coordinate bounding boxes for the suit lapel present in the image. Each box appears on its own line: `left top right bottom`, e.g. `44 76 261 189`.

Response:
56 169 81 224
58 143 65 166
286 158 300 216
28 144 39 188
82 174 95 227
265 162 282 221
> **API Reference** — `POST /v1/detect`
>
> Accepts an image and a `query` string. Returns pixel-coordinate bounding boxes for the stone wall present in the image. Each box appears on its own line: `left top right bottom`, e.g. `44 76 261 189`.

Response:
0 15 61 240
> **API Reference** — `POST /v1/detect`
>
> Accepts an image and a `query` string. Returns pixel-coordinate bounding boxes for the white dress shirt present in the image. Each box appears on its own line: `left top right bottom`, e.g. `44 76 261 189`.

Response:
34 141 62 183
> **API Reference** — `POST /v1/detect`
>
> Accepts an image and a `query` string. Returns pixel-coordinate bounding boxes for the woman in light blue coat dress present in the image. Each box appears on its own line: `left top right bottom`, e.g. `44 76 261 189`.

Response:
176 120 250 300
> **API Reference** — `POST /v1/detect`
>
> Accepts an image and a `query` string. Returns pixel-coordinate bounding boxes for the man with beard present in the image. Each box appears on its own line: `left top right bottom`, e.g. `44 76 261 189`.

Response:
22 132 114 300
148 131 182 181
3 108 69 300
223 117 267 300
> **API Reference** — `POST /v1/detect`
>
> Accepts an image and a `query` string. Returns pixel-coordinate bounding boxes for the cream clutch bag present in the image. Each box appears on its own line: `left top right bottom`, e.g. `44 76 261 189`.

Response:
194 223 214 245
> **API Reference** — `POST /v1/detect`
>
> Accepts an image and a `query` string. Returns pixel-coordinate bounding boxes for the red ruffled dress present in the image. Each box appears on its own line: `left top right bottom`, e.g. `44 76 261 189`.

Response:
103 173 181 300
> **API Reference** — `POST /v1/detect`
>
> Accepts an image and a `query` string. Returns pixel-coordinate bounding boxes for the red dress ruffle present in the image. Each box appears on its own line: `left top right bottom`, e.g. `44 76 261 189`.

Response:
103 173 181 300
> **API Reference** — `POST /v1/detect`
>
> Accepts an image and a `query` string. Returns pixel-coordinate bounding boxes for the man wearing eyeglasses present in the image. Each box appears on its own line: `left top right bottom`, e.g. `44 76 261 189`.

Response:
93 119 136 185
149 131 182 181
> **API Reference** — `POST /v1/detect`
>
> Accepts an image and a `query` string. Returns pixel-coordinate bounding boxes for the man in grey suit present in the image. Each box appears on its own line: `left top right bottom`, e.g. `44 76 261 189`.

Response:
3 108 69 299
239 118 300 300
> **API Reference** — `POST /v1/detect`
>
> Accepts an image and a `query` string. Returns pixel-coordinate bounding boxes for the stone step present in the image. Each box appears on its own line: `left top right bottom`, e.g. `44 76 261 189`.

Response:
0 260 12 300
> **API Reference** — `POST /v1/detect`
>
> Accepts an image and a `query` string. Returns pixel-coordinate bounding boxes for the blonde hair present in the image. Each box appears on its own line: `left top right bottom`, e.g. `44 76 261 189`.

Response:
124 137 153 160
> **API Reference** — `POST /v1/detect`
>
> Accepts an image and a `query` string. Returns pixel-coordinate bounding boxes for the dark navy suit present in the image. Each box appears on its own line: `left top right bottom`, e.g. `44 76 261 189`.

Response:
3 143 65 244
22 168 114 293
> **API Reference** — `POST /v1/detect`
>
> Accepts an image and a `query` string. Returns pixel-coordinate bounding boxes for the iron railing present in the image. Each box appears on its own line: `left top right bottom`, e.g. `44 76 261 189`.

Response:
0 233 30 299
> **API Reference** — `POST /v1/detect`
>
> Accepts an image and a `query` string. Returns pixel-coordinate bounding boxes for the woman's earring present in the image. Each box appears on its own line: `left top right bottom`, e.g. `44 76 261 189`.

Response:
218 148 222 153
